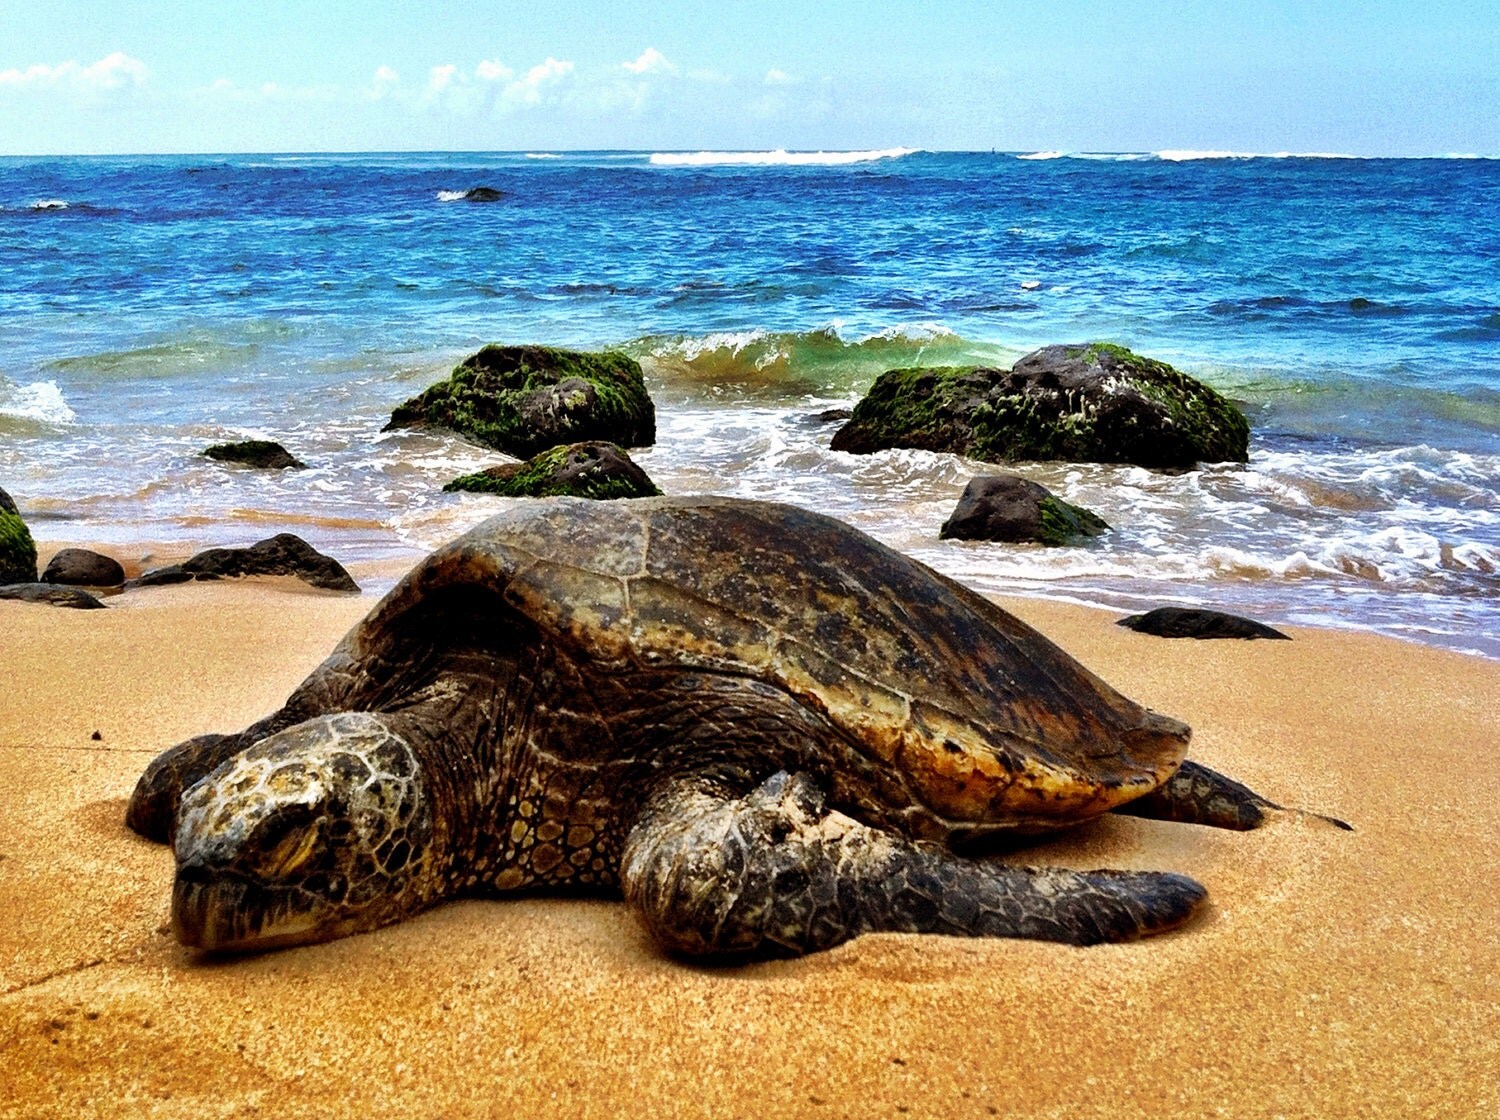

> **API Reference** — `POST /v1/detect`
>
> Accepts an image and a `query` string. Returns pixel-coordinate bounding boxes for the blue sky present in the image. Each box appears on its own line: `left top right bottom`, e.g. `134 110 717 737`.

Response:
2 1 1497 155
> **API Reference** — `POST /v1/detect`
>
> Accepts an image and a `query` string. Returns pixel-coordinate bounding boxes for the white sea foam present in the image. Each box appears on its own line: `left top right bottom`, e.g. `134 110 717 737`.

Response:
30 198 69 210
524 152 561 160
1156 149 1362 161
863 321 959 344
0 379 76 426
649 147 918 167
1016 150 1368 164
435 190 469 202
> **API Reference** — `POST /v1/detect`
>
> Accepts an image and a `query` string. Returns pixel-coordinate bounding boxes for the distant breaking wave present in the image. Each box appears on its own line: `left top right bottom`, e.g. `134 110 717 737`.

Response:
1156 149 1364 161
649 148 919 167
1018 150 1366 162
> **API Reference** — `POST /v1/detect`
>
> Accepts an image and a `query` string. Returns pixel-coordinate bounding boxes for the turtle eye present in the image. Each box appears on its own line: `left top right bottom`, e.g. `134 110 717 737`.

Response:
247 805 324 879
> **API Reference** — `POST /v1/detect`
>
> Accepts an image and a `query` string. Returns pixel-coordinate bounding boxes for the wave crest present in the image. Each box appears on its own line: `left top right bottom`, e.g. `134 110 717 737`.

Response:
623 324 1014 397
649 148 919 168
0 379 76 431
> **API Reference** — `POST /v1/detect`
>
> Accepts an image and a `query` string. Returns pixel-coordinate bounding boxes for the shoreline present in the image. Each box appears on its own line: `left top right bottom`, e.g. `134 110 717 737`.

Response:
2 564 1497 1118
19 529 1500 665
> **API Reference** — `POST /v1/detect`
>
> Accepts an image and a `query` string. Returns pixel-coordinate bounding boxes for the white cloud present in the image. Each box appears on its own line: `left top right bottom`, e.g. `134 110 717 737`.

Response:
476 59 513 83
0 51 148 93
764 68 799 86
622 48 674 76
367 65 400 101
498 57 574 110
407 57 573 115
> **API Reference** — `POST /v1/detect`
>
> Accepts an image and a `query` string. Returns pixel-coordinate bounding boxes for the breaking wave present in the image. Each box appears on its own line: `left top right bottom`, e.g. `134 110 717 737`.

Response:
0 378 76 432
649 148 919 167
1016 150 1368 163
623 324 1015 398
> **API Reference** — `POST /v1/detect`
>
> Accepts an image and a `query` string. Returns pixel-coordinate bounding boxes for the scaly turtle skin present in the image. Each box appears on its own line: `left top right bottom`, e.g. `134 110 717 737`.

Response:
128 496 1296 958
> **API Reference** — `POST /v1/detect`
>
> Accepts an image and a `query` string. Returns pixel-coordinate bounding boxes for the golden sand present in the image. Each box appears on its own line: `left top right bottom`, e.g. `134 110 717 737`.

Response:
2 577 1496 1119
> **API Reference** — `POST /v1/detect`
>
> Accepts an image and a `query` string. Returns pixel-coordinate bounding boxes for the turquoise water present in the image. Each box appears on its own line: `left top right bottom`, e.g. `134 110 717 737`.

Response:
1 150 1497 655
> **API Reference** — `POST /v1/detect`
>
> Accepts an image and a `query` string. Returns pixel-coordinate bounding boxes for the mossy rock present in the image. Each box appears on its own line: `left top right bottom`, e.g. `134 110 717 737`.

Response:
939 475 1110 546
831 343 1249 469
0 486 38 584
386 344 656 459
444 441 661 501
202 440 307 470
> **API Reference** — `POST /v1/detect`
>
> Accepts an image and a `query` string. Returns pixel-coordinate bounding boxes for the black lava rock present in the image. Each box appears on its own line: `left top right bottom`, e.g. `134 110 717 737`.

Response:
202 440 307 470
128 534 358 593
41 548 126 587
1116 607 1291 640
0 582 106 609
940 475 1109 546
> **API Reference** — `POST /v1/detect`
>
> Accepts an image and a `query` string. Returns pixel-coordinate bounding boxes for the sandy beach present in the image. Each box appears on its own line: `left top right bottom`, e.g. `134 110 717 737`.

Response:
2 564 1497 1120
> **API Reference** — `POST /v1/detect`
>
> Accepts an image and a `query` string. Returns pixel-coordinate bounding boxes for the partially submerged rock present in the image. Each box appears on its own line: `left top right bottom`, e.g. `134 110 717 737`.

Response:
940 475 1109 546
0 582 105 609
1117 607 1291 641
41 548 125 587
128 534 358 593
831 343 1249 470
445 441 661 500
202 440 307 470
386 344 656 459
0 486 38 584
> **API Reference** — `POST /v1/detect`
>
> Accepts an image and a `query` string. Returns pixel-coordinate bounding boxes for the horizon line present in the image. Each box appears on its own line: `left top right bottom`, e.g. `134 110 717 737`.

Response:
2 146 1496 161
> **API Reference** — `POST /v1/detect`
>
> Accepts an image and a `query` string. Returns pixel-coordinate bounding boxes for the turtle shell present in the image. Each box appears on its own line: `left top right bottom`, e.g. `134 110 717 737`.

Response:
350 497 1189 831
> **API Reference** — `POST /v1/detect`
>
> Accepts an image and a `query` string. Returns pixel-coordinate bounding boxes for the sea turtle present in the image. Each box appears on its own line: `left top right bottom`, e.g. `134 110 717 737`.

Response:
127 496 1309 959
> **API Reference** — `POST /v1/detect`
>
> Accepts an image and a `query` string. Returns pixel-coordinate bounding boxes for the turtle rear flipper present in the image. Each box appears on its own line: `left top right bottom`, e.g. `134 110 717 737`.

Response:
1115 760 1353 831
621 770 1208 959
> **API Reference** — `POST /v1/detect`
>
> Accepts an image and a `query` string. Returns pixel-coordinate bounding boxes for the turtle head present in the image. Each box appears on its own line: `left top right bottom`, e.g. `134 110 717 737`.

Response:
170 712 441 952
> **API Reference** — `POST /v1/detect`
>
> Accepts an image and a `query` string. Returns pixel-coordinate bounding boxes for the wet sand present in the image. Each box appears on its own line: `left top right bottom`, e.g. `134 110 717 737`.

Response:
2 575 1496 1119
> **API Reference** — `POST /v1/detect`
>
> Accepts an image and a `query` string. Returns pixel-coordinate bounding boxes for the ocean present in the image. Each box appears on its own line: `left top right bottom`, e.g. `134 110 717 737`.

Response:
1 149 1497 656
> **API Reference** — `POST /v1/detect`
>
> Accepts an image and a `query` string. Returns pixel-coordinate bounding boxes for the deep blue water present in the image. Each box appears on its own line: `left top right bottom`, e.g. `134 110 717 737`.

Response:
2 150 1497 655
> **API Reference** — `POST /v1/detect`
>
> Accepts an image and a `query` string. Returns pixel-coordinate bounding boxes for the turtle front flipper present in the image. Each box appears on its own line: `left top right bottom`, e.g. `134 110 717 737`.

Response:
621 771 1207 959
127 731 253 843
127 684 339 843
1113 760 1353 831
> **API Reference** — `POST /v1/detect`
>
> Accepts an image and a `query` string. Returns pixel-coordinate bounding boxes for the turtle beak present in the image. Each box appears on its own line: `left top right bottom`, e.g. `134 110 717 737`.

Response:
171 864 318 952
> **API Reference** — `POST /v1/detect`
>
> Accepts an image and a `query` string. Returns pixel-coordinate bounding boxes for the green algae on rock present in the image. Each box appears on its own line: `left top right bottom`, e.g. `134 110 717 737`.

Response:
831 343 1249 470
386 344 656 459
445 441 661 500
0 486 39 585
